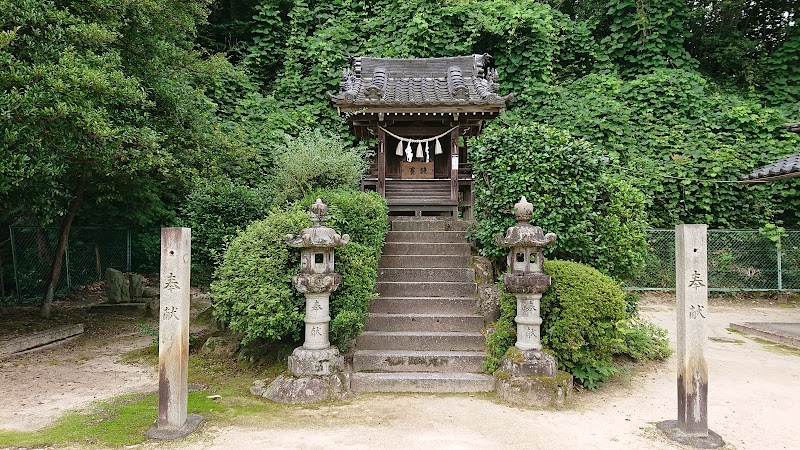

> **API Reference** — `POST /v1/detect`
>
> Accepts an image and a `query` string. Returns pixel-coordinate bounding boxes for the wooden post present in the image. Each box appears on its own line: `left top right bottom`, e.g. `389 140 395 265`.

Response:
450 127 459 207
377 127 386 198
675 224 709 436
658 224 723 447
146 227 202 439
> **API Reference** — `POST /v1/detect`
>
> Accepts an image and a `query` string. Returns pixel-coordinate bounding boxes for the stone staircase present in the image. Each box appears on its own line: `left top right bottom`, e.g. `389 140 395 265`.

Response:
350 219 494 393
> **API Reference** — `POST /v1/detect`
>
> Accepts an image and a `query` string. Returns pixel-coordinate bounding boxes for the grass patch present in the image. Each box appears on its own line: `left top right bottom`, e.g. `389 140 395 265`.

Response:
1 342 294 448
0 369 289 448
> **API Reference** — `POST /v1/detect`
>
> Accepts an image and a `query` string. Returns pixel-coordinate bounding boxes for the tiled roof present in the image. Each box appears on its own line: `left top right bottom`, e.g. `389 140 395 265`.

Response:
328 55 511 109
743 152 800 182
742 123 800 183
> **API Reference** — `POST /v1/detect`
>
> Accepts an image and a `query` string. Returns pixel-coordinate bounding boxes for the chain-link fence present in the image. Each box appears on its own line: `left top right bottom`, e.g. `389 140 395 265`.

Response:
627 229 800 291
8 226 160 303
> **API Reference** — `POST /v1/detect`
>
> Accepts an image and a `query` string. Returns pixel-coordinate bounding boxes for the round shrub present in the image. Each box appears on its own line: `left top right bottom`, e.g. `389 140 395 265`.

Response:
210 209 308 345
540 259 628 388
273 129 371 201
471 123 648 280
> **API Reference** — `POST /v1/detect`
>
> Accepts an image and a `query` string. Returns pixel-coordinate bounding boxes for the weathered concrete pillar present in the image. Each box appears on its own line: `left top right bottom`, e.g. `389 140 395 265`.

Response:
657 224 724 448
146 228 203 440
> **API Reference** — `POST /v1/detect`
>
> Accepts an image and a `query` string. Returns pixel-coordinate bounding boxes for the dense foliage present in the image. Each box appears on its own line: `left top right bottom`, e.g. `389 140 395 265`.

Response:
484 260 672 388
211 190 387 348
3 0 798 308
211 208 308 345
179 182 273 276
472 123 648 280
515 70 800 229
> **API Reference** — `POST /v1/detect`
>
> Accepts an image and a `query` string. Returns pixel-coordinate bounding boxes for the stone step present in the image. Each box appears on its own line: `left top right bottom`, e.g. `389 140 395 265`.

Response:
378 255 472 269
370 297 479 314
355 331 485 351
364 313 484 332
381 242 471 256
352 350 485 373
391 220 474 232
377 268 475 283
376 281 476 297
350 372 494 393
384 231 468 243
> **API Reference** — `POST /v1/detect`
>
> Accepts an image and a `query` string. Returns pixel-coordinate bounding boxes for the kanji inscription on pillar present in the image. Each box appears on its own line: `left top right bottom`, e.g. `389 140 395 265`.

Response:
675 224 710 437
156 228 191 431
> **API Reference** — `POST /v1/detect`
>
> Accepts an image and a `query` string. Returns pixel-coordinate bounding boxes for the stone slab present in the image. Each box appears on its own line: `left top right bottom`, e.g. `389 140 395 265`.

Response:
376 281 476 297
353 350 485 373
390 219 473 232
381 242 471 256
495 371 573 408
384 231 468 243
369 297 479 314
377 268 475 282
378 255 473 269
729 322 800 349
145 414 204 440
0 324 84 357
355 331 485 351
253 374 349 404
351 372 494 393
364 313 484 332
656 420 725 448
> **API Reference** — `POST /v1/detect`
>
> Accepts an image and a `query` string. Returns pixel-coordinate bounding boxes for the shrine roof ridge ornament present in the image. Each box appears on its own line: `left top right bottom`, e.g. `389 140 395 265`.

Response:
327 54 513 111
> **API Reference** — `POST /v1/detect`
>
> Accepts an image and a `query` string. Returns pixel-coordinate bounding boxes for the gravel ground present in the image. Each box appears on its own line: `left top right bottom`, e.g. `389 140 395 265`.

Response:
2 295 799 449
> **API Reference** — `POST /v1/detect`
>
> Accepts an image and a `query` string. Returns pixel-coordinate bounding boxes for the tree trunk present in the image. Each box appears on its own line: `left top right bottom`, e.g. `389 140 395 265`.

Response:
41 172 87 318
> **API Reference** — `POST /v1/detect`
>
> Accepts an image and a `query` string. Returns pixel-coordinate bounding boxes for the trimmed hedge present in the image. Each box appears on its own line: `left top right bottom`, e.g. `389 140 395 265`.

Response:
179 181 273 276
540 259 629 388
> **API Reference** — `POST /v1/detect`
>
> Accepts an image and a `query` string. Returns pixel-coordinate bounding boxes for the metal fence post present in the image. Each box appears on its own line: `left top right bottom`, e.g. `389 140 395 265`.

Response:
10 226 19 302
777 234 783 291
127 228 132 272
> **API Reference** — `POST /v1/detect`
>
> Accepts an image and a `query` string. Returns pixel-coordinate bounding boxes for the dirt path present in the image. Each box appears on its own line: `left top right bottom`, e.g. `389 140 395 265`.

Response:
170 297 800 450
0 327 157 432
2 297 799 449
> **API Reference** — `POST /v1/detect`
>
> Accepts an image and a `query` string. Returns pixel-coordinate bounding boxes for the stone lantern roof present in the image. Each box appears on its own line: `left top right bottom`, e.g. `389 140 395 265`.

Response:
285 199 350 249
495 197 557 249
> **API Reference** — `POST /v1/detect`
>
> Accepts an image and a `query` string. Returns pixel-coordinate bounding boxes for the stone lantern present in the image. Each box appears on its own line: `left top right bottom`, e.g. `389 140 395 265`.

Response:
494 196 572 408
286 199 349 352
256 199 350 404
495 196 555 352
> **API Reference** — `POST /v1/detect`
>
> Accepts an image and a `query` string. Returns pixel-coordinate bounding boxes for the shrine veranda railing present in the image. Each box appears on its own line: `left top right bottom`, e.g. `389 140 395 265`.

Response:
626 229 800 292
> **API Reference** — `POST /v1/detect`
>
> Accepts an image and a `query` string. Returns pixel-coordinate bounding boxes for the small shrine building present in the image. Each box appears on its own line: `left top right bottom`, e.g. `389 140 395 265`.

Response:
328 54 512 219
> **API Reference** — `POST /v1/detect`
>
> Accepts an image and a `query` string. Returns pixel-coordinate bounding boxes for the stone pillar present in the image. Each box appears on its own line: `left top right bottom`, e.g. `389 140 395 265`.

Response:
514 293 542 351
303 292 331 350
146 228 203 440
657 224 724 448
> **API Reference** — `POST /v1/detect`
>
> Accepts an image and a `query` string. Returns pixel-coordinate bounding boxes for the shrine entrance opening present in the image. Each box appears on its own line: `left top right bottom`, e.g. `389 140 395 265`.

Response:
328 55 512 219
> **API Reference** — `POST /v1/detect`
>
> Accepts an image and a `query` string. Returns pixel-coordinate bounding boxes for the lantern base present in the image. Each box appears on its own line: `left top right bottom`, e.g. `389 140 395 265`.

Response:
254 373 349 404
495 347 571 408
288 346 344 377
252 346 349 404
